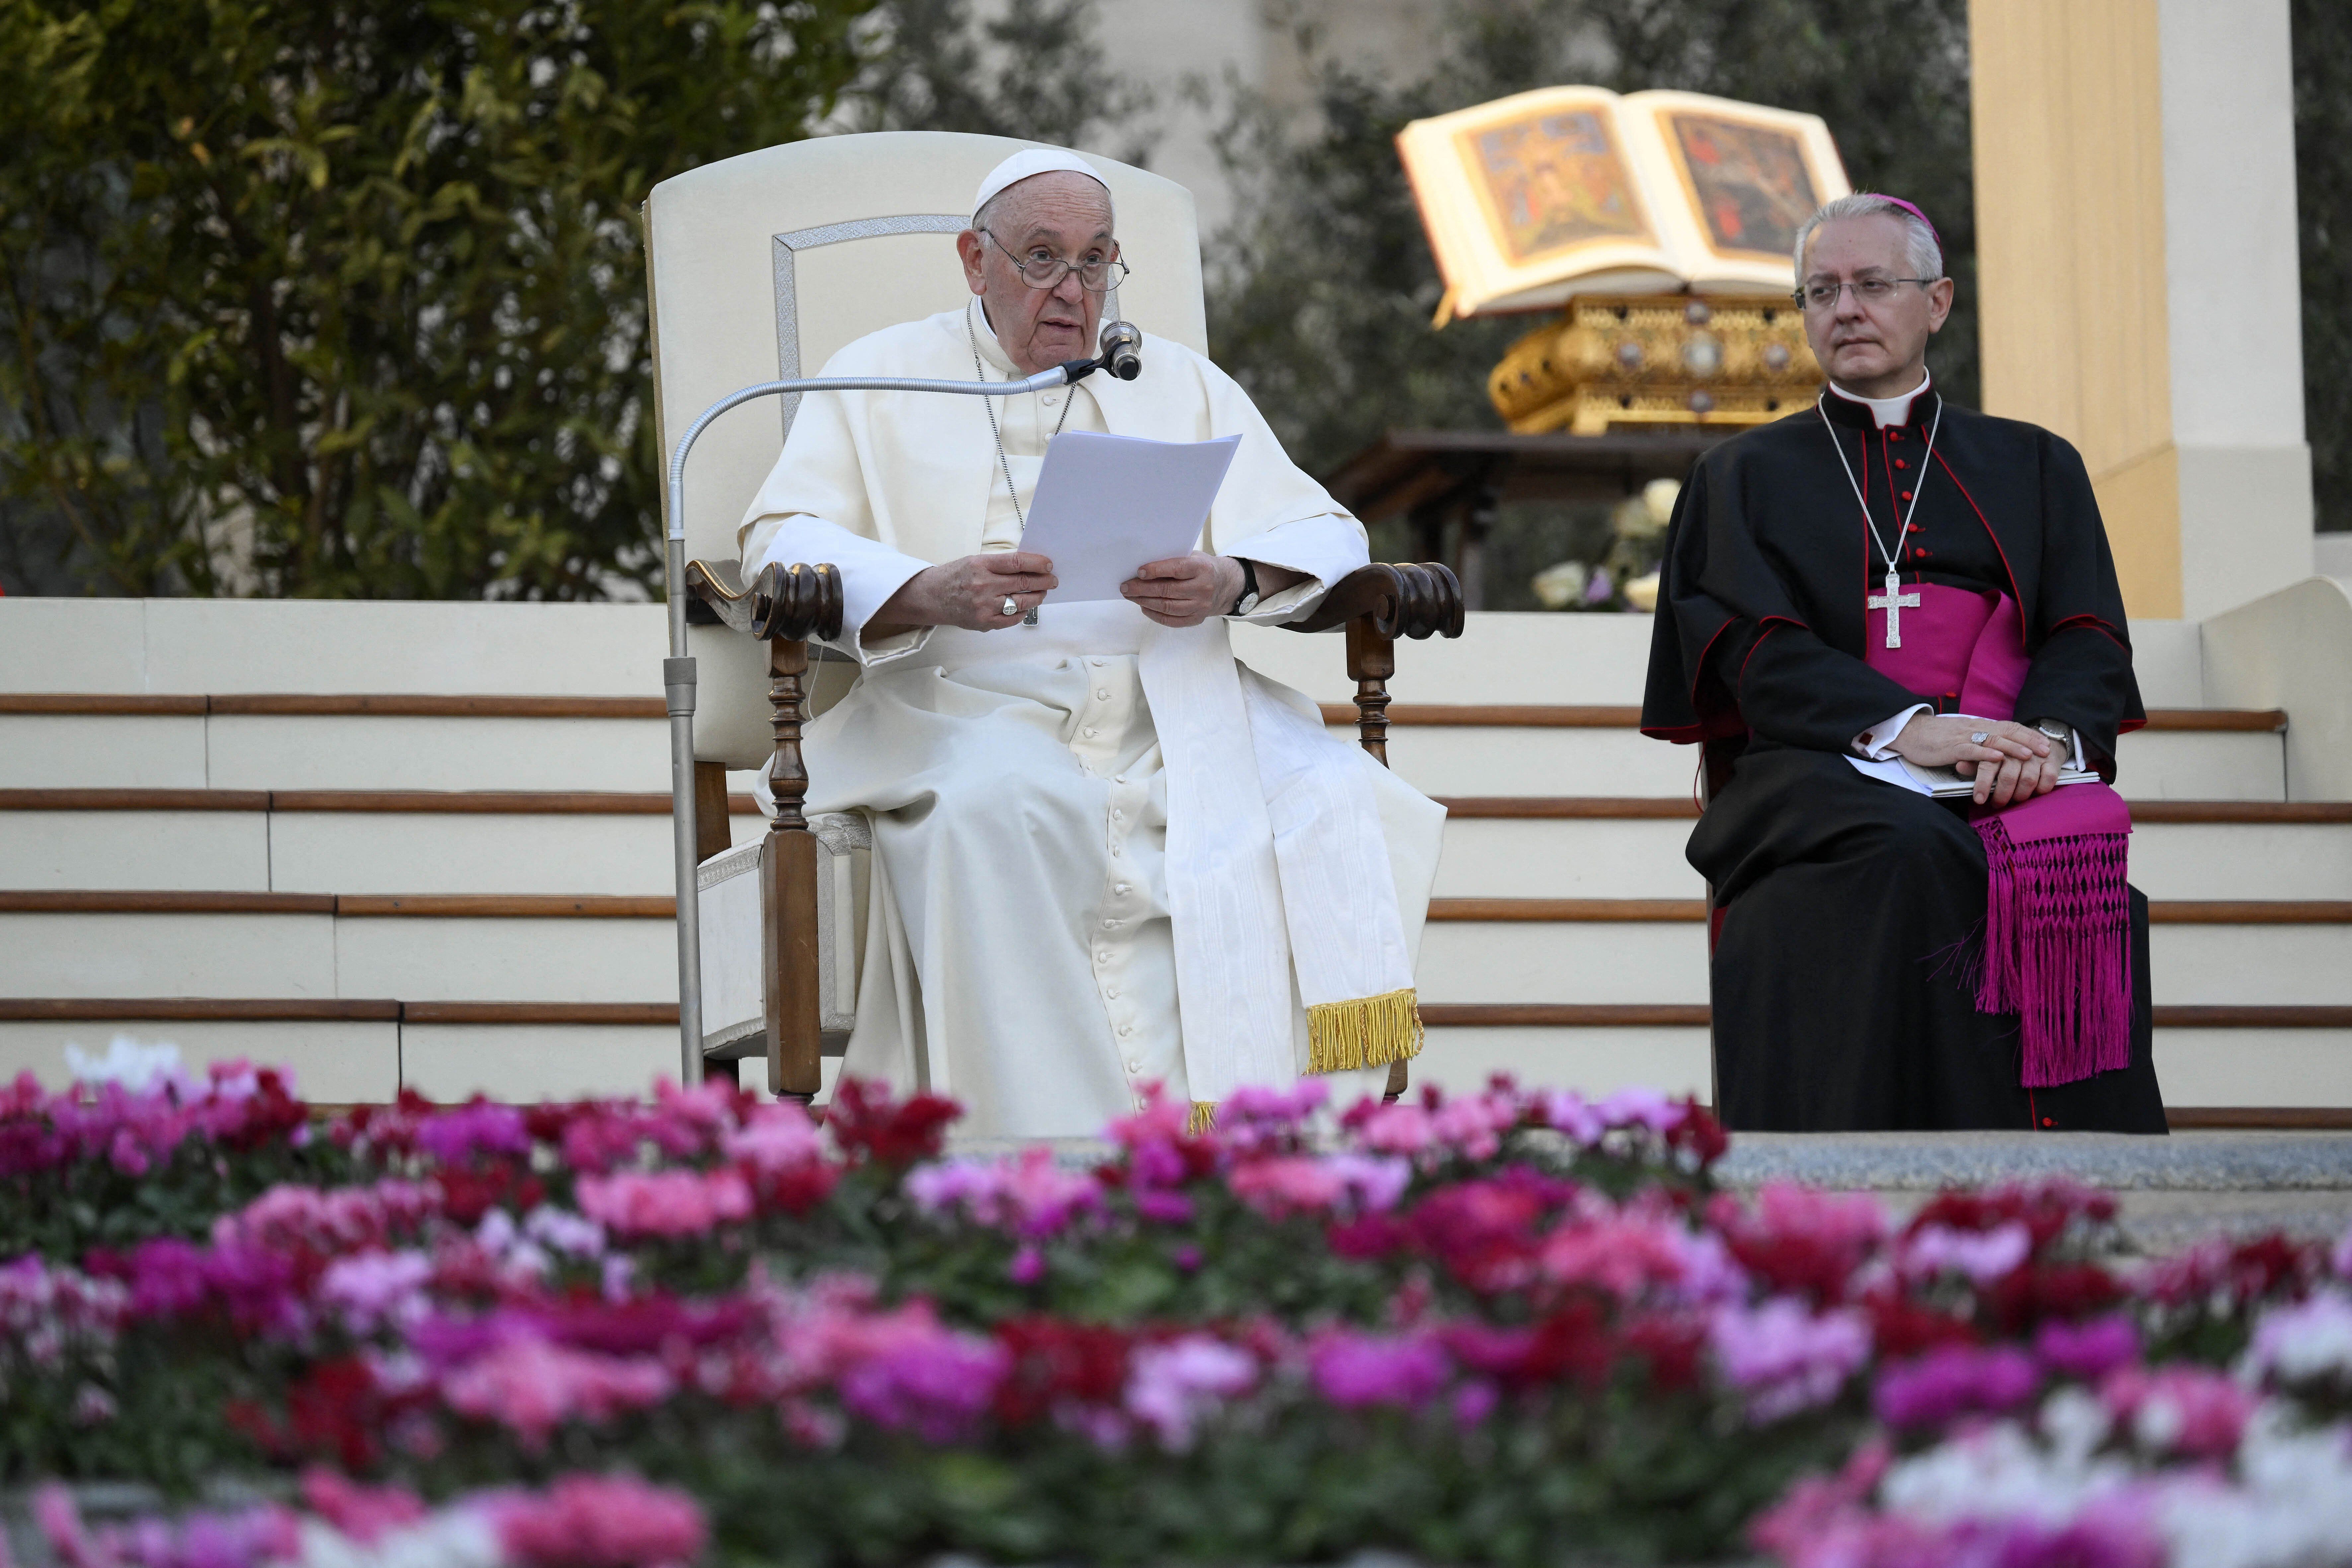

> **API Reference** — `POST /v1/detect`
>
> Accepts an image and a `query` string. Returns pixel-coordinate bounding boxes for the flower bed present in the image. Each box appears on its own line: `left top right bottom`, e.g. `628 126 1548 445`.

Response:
4 1063 2350 1568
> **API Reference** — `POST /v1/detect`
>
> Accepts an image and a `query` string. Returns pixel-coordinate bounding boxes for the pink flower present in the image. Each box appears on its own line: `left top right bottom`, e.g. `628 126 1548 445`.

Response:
827 1307 1010 1442
2034 1313 2141 1381
439 1335 675 1444
1900 1221 2032 1284
2099 1364 2254 1458
1872 1343 2039 1429
902 1147 1102 1239
317 1249 433 1334
1227 1154 1409 1220
1351 1102 1434 1156
1542 1204 1739 1306
489 1473 707 1568
1125 1334 1256 1449
1708 1298 1872 1422
574 1168 752 1239
721 1100 825 1174
298 1470 428 1545
1307 1328 1450 1408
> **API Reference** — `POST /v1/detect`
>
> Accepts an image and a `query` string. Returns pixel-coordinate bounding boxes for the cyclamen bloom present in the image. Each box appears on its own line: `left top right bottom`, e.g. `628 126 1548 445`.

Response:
317 1250 434 1335
2031 1312 2141 1382
1900 1221 2033 1285
2101 1365 2256 1459
1124 1334 1257 1449
1307 1328 1451 1409
1708 1297 1872 1423
574 1168 752 1239
487 1473 708 1568
2242 1288 2352 1389
1226 1153 1410 1220
904 1146 1103 1238
417 1100 532 1165
439 1336 676 1445
1873 1343 2041 1430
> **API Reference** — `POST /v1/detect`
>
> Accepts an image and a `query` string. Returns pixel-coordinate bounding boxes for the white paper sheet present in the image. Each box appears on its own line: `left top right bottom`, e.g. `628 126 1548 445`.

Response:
1018 430 1241 602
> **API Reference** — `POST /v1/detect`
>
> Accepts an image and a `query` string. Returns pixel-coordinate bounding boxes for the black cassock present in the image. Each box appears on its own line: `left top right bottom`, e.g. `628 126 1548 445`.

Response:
1641 386 2168 1134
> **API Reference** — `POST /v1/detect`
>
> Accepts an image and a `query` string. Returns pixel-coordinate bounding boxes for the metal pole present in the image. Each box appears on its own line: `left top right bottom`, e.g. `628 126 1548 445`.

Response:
661 363 1083 1085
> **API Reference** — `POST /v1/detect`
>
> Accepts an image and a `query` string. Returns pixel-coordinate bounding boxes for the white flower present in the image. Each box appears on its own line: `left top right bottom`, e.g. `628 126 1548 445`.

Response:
63 1035 183 1091
2242 1288 2352 1388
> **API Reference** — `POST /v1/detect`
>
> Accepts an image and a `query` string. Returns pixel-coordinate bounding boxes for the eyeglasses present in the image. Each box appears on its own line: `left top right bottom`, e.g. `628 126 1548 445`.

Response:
1794 276 1935 311
982 229 1130 293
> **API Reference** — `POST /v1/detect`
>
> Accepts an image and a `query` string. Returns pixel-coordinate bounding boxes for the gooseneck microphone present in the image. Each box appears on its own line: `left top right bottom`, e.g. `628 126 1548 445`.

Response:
1096 320 1143 381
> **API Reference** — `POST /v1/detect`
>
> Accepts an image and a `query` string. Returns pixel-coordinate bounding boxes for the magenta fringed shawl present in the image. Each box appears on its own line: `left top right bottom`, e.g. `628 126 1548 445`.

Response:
1865 585 2134 1086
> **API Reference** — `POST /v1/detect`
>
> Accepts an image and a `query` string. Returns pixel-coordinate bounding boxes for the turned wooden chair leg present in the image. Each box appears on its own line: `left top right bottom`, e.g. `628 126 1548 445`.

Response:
742 562 843 1103
1343 611 1411 1103
761 634 824 1100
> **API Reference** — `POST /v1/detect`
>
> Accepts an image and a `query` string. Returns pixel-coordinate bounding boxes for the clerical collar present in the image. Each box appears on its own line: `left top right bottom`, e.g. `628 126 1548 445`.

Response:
969 299 1021 378
1826 371 1933 430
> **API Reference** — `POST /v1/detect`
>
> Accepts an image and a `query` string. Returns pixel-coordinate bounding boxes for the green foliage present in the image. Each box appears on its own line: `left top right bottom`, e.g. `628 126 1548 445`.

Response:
2293 0 2351 533
0 0 878 598
1206 0 1980 543
839 0 1154 161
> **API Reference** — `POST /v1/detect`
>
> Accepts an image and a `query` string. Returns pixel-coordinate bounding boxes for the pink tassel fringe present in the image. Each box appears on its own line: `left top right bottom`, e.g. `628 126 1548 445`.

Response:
1973 816 2133 1087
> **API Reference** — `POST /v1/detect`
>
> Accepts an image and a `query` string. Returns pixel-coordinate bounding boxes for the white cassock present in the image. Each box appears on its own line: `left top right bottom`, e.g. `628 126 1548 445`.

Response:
739 298 1445 1138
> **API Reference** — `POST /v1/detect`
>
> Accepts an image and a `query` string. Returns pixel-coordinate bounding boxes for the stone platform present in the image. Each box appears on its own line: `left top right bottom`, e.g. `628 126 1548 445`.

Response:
1716 1130 2352 1253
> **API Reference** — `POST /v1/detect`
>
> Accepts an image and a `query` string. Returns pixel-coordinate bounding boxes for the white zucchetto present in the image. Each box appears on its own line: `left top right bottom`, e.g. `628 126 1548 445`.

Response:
972 148 1112 220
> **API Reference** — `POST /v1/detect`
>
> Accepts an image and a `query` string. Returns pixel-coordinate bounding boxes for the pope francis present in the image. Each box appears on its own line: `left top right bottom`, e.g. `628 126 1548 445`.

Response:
737 147 1446 1137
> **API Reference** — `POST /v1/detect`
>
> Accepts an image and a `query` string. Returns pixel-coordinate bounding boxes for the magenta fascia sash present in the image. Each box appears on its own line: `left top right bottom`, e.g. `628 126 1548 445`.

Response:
1866 584 2133 1086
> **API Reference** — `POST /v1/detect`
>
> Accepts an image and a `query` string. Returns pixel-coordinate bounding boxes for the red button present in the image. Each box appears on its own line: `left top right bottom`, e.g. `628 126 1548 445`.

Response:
1887 431 1902 442
1901 492 1914 501
1894 459 1909 469
2040 1117 2055 1128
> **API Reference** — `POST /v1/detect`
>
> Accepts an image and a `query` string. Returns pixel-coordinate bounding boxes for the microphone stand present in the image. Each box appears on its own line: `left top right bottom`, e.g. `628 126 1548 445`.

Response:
661 334 1138 1084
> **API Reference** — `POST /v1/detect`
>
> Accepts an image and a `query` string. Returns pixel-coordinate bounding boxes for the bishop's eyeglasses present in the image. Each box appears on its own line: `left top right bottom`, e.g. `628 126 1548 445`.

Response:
1795 276 1935 311
983 229 1130 292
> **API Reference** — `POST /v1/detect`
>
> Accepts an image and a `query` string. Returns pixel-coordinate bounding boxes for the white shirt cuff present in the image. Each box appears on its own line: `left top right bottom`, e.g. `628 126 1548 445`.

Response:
1856 703 1931 759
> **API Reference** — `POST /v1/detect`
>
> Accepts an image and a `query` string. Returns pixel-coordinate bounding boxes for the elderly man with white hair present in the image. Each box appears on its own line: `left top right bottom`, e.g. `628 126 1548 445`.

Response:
737 147 1444 1138
1641 192 2167 1135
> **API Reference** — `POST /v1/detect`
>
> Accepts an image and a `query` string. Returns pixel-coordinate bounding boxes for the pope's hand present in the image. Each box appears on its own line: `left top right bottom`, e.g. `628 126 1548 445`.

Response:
1122 553 1242 627
872 552 1057 635
1888 715 2060 806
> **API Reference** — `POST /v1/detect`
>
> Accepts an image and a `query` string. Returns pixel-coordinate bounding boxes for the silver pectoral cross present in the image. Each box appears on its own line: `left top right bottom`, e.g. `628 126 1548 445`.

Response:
1870 571 1922 648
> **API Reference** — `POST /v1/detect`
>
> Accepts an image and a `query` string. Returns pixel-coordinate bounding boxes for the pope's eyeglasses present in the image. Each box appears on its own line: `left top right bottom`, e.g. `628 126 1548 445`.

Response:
983 229 1130 293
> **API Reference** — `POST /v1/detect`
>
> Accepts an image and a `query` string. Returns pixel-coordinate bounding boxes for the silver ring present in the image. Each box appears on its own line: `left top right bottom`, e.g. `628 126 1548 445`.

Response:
1970 731 1989 745
1000 596 1019 617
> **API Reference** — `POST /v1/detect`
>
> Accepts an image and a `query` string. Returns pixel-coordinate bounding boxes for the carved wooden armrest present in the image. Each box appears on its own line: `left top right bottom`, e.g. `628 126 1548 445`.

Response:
1277 561 1463 767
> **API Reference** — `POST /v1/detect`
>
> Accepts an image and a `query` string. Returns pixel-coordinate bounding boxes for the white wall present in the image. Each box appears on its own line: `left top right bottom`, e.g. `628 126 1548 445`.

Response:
2158 0 2316 621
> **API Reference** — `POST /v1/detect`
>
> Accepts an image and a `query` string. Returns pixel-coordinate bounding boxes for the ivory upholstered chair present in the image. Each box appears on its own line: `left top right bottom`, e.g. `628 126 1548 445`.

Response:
641 131 1461 1099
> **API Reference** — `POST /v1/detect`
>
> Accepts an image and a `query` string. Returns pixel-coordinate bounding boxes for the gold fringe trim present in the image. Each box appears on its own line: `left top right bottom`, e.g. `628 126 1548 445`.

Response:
1305 986 1425 1076
1187 1101 1218 1136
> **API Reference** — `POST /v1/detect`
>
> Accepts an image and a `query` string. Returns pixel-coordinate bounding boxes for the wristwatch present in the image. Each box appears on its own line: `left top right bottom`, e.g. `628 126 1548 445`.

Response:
2033 717 2074 757
1227 557 1261 617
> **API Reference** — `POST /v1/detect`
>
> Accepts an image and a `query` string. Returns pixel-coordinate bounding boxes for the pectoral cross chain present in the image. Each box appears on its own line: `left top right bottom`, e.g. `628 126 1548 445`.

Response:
1869 571 1922 649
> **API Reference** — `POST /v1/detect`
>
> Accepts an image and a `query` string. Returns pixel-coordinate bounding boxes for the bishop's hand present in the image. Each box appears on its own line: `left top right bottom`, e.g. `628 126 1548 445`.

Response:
870 552 1057 636
1888 715 2060 806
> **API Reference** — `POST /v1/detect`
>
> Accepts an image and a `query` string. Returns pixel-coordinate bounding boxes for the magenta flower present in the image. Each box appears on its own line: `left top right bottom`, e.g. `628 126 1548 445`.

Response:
1307 1328 1451 1409
903 1147 1102 1239
2034 1313 2141 1381
1872 1343 2040 1429
721 1099 825 1174
1227 1154 1410 1220
318 1249 435 1335
829 1310 1010 1442
417 1100 531 1164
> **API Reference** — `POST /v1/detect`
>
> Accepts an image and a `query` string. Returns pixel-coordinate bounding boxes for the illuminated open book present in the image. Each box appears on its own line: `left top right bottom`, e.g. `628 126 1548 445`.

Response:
1398 87 1851 322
